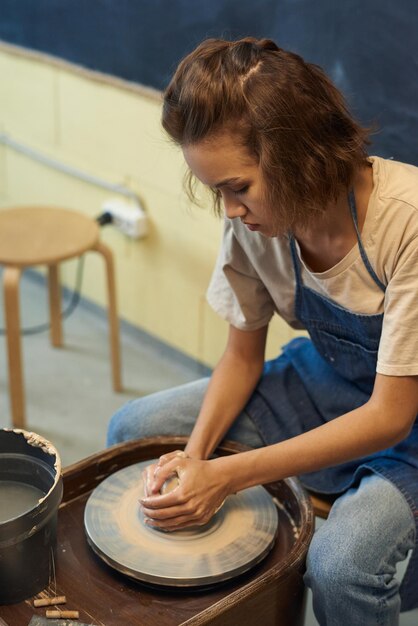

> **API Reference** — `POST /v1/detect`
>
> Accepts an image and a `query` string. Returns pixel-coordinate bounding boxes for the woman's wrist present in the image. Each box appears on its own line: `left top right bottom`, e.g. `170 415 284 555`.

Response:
184 441 208 460
185 429 221 460
211 454 251 495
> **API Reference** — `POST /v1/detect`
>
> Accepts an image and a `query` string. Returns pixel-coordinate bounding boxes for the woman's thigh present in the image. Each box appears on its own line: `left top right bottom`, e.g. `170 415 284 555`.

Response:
107 377 264 450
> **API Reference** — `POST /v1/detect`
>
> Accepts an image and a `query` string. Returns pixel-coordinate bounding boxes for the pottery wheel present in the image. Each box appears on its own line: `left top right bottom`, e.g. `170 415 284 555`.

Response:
84 460 279 587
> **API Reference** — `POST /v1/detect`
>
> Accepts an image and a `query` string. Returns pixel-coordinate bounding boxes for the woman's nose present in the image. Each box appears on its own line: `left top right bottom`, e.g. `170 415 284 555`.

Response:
222 191 247 220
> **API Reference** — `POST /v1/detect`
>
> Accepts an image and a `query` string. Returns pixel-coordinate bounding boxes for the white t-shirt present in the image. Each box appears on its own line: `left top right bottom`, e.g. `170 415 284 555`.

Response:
207 157 418 376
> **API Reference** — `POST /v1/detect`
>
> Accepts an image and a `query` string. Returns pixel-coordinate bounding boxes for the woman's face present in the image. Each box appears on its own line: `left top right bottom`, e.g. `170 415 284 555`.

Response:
183 132 278 237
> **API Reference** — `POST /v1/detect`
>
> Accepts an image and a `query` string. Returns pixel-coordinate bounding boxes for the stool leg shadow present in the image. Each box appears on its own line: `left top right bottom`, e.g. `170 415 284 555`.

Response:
48 264 63 348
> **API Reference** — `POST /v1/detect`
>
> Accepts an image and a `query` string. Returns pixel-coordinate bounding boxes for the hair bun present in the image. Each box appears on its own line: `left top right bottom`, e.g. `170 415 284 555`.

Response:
230 37 281 55
256 39 281 52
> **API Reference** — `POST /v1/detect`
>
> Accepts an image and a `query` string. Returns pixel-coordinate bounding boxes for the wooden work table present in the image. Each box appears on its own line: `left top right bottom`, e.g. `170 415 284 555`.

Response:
0 437 314 626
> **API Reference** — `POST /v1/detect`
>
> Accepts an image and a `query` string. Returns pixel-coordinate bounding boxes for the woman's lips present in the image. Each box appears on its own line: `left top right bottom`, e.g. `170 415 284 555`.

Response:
244 222 261 231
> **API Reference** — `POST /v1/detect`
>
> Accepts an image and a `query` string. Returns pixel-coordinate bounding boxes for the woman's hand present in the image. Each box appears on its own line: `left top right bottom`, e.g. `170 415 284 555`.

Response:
140 452 229 531
142 450 188 497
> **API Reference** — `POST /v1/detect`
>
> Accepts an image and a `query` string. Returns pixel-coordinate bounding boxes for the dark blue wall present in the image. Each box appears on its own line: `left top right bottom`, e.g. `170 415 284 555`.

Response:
1 0 417 164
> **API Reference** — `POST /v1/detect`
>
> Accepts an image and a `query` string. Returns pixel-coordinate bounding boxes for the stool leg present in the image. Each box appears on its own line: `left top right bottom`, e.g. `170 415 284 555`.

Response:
3 267 26 428
92 241 122 391
309 493 332 519
48 264 63 347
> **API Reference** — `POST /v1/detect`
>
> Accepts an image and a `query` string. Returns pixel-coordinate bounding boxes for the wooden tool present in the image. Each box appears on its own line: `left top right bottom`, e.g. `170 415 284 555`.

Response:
46 610 79 619
33 596 66 608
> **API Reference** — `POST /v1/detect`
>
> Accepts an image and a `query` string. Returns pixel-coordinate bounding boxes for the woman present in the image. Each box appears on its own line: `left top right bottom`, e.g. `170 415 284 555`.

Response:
107 38 418 625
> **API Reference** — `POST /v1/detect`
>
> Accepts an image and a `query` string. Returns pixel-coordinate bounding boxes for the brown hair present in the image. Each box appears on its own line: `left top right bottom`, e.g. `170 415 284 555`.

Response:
162 37 370 230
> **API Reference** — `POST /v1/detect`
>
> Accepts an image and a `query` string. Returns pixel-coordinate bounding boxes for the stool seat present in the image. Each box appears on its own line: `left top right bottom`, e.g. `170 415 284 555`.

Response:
0 207 99 266
0 205 122 428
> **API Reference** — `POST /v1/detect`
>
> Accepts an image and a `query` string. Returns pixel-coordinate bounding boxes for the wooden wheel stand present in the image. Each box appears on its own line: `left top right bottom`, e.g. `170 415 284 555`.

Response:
0 437 314 626
0 206 122 428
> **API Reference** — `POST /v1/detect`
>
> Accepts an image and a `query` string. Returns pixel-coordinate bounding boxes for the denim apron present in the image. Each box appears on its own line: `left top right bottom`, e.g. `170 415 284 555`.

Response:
247 190 418 611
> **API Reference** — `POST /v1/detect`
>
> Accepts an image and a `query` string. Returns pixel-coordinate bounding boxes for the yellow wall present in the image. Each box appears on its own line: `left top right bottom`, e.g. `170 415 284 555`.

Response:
0 42 300 367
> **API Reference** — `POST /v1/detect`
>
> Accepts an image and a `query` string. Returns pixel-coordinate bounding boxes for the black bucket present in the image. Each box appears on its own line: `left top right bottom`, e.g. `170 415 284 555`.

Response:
0 429 63 604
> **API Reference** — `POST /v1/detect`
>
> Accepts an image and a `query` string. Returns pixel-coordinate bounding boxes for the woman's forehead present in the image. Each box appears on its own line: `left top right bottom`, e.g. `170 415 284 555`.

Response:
183 134 258 185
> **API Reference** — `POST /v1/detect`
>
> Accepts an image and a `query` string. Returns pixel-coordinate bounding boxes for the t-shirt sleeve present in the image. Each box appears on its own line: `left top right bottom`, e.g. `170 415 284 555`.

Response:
206 220 275 330
377 234 418 376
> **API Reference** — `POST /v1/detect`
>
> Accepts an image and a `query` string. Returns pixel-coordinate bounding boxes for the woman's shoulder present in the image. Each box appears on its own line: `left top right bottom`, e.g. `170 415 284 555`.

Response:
370 156 418 212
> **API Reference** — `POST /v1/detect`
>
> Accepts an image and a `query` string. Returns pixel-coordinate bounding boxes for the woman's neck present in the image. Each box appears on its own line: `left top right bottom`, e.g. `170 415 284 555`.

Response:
293 163 373 273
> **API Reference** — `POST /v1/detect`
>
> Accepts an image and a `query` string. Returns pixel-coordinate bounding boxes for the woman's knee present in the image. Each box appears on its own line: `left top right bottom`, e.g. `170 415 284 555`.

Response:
106 399 139 446
106 378 210 446
305 516 377 605
305 520 346 594
305 475 415 594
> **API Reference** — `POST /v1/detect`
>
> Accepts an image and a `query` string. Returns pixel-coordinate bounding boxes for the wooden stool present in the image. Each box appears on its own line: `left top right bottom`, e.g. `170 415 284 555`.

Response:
0 206 122 428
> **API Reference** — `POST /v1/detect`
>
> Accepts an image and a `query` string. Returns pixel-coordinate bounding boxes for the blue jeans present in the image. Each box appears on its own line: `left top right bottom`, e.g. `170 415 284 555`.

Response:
305 474 415 626
107 378 264 450
107 378 416 626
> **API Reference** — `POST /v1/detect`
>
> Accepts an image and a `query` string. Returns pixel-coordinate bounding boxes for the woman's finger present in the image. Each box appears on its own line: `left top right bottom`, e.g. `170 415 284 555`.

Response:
144 500 220 530
142 501 192 521
140 486 188 510
147 457 187 494
142 463 159 496
156 450 188 468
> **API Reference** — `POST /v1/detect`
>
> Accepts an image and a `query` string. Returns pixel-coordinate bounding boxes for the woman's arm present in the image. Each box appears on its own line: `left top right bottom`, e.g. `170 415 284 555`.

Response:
216 372 418 493
184 323 268 460
141 372 418 530
141 323 266 500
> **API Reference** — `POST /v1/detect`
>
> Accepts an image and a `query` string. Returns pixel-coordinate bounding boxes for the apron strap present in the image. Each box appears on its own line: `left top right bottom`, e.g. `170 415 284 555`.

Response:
288 235 302 284
289 191 386 294
348 189 386 293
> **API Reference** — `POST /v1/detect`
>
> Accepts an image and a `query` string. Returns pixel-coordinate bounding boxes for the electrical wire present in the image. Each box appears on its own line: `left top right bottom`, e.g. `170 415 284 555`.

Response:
0 256 84 337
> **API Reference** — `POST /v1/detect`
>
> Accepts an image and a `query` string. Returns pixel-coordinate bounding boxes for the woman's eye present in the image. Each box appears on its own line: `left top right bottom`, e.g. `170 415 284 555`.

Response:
233 185 249 195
